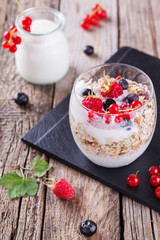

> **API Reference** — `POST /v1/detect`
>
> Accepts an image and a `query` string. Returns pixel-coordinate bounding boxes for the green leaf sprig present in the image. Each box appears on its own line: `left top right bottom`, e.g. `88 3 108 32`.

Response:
0 156 52 199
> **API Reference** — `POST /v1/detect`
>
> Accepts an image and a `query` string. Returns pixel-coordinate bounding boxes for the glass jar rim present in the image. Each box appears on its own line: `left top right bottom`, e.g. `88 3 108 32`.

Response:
15 7 65 36
73 63 155 116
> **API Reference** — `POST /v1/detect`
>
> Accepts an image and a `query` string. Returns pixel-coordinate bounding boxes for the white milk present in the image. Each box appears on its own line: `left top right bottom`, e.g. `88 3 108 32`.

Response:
15 19 69 84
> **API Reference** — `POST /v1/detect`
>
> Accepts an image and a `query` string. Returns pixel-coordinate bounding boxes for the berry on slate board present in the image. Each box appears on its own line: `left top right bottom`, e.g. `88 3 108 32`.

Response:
148 166 159 176
125 93 139 104
127 171 139 187
103 98 116 111
118 78 129 90
82 97 103 111
52 179 74 200
83 45 94 55
155 187 160 199
14 92 29 106
150 175 160 187
81 88 95 96
80 220 97 236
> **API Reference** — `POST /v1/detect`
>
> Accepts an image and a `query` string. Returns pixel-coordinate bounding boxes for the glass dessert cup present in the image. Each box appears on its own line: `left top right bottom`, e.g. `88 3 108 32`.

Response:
15 7 69 85
69 63 157 168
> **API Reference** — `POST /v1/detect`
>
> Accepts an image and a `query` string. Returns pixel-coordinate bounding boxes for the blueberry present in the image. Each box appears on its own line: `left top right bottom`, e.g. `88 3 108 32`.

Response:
83 45 94 55
118 78 128 90
14 92 29 106
121 118 132 129
125 93 139 104
81 88 95 96
103 98 116 111
80 220 97 237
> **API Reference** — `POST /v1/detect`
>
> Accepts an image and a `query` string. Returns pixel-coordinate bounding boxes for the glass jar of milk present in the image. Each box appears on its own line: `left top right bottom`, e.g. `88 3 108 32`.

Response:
15 7 69 84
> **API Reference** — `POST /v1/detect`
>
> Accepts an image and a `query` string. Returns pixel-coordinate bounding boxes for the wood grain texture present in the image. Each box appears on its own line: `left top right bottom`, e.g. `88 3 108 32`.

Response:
0 0 57 239
119 0 160 239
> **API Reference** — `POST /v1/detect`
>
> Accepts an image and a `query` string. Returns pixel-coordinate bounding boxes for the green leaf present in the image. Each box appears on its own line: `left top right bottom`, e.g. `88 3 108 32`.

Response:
32 156 52 177
0 172 38 199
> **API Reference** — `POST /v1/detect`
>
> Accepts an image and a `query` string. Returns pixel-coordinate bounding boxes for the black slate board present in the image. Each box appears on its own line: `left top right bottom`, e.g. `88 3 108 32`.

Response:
22 47 160 212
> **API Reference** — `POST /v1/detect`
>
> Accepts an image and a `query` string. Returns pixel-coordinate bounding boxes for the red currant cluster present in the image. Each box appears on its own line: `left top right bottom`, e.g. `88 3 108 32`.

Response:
81 3 107 30
2 16 32 53
22 16 32 32
2 25 21 53
127 166 160 199
149 166 160 199
106 100 142 124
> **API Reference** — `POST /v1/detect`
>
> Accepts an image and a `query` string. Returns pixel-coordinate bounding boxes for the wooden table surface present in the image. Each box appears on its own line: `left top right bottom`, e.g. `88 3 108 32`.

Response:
0 0 160 239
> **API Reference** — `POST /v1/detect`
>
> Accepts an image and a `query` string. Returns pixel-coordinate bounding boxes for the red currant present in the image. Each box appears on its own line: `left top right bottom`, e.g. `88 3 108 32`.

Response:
131 100 142 109
23 25 31 32
115 114 124 123
116 75 121 80
105 114 111 124
155 186 160 199
9 44 17 53
90 16 99 26
109 104 119 114
83 14 91 24
4 31 10 40
2 41 10 49
120 103 130 110
10 25 17 33
81 21 90 30
127 171 139 187
22 16 32 26
97 9 107 19
148 166 159 176
12 36 22 45
150 175 160 187
92 3 101 11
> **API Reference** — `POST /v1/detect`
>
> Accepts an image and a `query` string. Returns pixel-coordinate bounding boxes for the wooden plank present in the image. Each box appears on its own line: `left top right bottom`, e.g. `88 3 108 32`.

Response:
147 0 160 239
0 0 58 239
42 0 120 239
119 0 158 239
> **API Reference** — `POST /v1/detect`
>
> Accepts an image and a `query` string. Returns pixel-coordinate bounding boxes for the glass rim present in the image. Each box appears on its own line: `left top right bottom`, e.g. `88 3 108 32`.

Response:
15 7 65 36
73 63 154 115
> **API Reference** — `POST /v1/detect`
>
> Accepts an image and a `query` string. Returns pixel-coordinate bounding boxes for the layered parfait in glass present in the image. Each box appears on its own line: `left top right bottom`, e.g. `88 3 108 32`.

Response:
69 64 157 168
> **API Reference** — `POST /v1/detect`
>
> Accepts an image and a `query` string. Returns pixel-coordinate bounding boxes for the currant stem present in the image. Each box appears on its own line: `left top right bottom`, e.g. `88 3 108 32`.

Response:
20 168 24 178
20 165 32 171
15 0 23 17
135 170 139 176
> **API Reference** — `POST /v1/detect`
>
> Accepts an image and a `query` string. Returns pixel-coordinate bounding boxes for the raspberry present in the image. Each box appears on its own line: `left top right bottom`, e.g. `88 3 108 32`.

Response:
53 179 74 200
82 97 103 111
100 82 123 98
106 82 123 98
